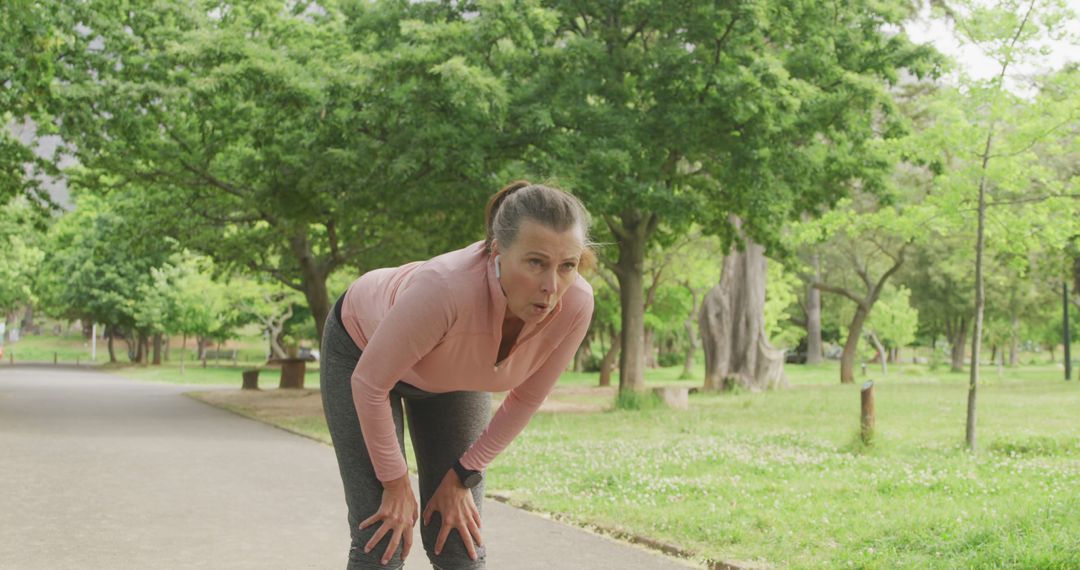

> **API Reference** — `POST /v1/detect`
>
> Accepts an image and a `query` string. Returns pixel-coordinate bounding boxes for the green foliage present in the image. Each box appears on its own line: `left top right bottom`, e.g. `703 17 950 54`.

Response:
137 251 236 344
764 261 801 350
865 286 920 352
0 198 46 316
0 0 64 205
37 192 172 333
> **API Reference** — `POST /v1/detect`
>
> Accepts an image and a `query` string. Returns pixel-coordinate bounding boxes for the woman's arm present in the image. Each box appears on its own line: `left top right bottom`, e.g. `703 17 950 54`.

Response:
351 271 454 482
458 293 594 471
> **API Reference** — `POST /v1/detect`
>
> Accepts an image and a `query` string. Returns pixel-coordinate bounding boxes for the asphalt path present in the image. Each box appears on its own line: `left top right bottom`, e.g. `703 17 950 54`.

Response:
0 367 699 569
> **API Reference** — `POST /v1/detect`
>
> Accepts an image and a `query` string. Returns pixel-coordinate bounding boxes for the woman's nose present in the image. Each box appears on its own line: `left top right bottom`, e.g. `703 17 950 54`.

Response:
540 270 556 294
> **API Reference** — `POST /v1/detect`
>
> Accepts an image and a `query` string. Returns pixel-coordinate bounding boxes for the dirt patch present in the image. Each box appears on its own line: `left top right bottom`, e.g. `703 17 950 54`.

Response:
189 384 611 430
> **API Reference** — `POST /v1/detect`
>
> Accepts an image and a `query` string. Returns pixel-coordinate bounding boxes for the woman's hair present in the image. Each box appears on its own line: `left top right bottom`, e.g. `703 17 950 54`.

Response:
484 180 597 272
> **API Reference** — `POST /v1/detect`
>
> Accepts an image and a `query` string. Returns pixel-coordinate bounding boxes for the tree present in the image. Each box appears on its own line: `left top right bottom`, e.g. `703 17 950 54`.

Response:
37 0 533 344
525 0 939 392
795 187 927 383
0 198 45 342
700 219 788 391
915 0 1079 450
38 192 172 362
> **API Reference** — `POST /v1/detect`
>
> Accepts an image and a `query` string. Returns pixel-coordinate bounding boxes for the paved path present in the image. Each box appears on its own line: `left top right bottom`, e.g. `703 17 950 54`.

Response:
0 367 699 569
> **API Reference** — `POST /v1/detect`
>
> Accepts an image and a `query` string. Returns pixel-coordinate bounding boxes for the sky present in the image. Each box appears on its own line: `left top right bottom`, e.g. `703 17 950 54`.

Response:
904 0 1080 95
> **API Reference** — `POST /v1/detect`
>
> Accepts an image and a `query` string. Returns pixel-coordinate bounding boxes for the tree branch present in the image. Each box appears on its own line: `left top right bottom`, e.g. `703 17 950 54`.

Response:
813 281 864 306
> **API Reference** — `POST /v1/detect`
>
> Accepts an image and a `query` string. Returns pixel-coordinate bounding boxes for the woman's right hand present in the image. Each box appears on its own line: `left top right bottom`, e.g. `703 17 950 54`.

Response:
358 473 418 565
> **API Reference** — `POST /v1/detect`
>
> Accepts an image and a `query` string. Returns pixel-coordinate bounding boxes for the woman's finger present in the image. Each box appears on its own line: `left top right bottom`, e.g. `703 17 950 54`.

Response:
422 502 433 526
401 524 413 561
381 527 402 565
467 517 484 547
364 521 391 554
459 521 478 561
434 523 451 555
358 512 380 531
470 507 481 531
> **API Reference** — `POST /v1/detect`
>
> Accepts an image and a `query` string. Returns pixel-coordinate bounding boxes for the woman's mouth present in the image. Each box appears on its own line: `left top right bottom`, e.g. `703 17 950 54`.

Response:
531 302 549 315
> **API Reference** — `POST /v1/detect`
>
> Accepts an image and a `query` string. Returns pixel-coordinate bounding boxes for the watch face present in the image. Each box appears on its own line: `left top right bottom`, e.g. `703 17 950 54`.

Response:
464 472 483 488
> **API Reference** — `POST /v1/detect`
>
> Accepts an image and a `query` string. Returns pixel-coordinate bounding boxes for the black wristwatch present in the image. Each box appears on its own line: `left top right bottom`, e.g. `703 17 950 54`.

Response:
452 459 483 489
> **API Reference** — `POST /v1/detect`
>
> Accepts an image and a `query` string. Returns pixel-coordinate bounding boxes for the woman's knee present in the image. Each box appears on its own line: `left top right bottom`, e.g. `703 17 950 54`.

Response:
420 520 486 570
347 529 406 570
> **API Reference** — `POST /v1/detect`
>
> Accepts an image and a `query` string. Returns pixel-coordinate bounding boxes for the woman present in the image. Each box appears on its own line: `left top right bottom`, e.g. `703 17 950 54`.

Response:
321 181 595 569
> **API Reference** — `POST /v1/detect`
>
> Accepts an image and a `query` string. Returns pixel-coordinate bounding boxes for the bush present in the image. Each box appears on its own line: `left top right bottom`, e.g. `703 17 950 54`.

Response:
613 389 664 411
580 353 602 373
657 351 683 368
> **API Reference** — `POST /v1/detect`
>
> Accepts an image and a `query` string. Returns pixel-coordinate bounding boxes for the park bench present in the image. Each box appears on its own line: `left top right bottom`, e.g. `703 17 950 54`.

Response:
203 349 238 365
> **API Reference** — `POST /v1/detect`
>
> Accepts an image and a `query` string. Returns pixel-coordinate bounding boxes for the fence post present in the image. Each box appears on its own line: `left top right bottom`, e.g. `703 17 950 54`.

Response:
861 381 875 445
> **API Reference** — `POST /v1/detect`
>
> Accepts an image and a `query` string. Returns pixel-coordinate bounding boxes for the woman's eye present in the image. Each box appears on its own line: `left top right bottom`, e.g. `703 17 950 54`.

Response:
528 259 543 267
561 263 577 271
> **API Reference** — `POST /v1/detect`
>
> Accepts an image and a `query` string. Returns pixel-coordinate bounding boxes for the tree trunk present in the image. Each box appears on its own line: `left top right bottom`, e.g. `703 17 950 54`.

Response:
1008 311 1019 367
682 285 701 378
599 326 620 388
805 252 824 364
700 221 786 392
643 328 657 369
948 318 968 372
196 336 207 361
839 304 871 384
288 232 332 346
989 344 997 366
3 310 15 343
21 304 34 335
135 331 147 365
868 331 887 376
106 326 117 363
967 163 988 451
152 334 163 365
163 335 171 362
611 208 655 393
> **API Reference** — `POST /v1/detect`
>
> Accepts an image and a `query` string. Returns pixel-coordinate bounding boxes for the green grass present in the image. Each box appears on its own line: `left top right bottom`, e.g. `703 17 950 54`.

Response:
1 331 97 363
111 361 321 388
491 367 1080 568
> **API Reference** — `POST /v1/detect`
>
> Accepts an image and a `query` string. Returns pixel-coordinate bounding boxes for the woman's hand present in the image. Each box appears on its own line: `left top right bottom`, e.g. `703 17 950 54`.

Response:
423 468 483 560
359 473 418 565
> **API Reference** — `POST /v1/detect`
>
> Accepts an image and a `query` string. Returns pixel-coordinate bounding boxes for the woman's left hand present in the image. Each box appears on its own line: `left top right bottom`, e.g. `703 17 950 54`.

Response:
423 468 483 561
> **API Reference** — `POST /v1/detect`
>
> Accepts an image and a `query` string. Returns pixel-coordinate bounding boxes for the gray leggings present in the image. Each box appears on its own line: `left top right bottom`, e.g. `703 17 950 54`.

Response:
321 300 490 570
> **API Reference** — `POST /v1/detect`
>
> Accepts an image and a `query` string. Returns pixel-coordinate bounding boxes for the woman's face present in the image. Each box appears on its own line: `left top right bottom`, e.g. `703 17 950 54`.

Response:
493 220 584 324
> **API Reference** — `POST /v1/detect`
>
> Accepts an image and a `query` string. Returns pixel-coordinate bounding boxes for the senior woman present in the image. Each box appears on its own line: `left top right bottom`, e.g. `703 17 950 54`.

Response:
320 181 596 569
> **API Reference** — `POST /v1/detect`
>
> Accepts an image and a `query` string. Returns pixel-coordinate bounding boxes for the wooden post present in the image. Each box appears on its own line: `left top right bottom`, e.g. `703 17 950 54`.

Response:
54 352 58 365
279 359 306 389
242 369 260 390
861 381 875 445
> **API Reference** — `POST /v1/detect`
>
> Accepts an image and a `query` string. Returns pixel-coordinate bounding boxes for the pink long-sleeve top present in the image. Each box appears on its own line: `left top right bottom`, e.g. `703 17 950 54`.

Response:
340 240 594 482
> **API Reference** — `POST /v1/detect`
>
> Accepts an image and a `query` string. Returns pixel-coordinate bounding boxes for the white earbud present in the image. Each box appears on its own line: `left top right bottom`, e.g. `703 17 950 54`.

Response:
494 255 501 279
